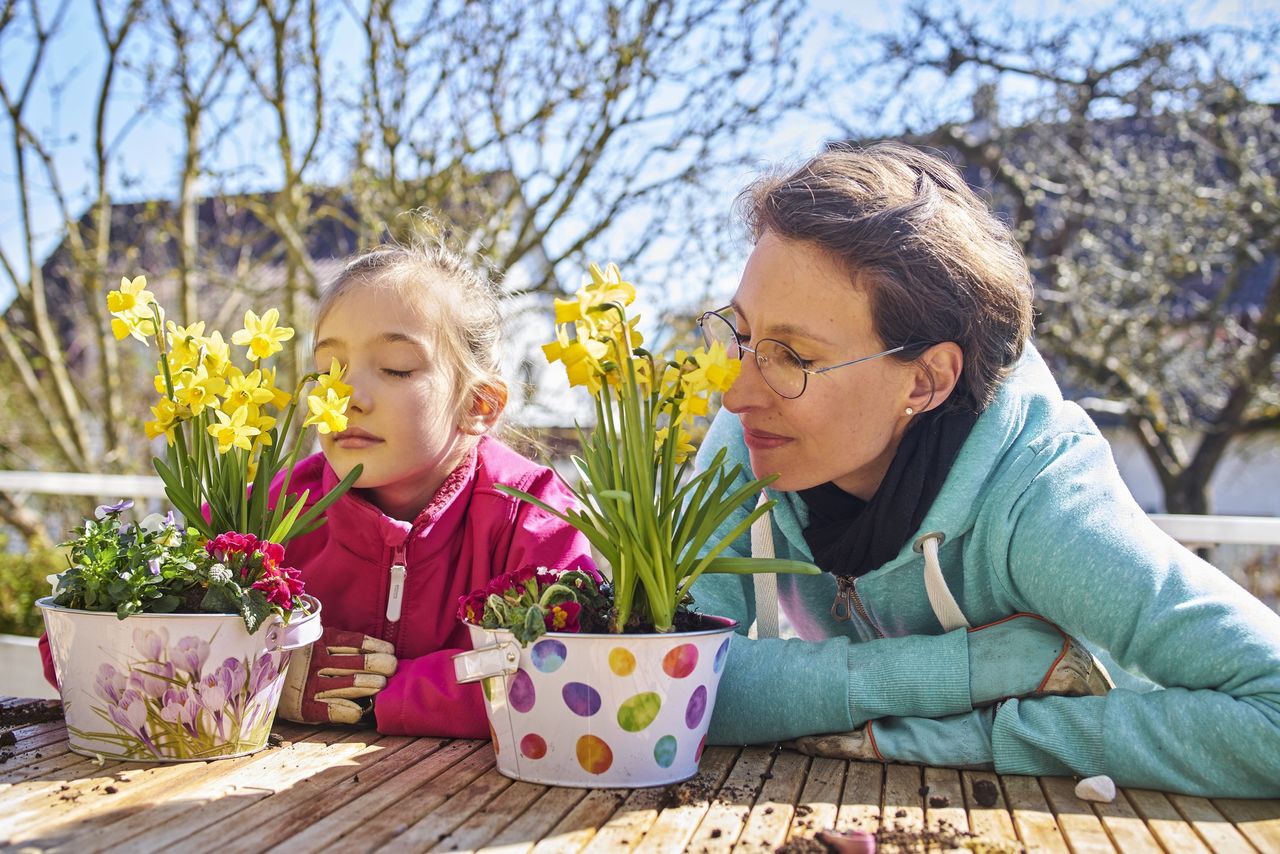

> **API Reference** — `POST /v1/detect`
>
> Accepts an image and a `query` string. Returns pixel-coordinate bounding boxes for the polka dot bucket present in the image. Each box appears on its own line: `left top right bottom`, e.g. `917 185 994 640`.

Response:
454 616 737 787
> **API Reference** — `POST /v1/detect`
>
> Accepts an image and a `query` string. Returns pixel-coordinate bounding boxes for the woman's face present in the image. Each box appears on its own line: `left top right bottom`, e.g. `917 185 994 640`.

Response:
722 232 918 499
313 286 470 521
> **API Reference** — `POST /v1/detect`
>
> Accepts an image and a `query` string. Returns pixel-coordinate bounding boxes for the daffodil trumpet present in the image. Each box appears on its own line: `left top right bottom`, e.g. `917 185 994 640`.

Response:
498 263 818 633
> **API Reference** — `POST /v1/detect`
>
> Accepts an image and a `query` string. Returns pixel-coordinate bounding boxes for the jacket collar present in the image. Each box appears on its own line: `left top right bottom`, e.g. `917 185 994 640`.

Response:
319 444 480 554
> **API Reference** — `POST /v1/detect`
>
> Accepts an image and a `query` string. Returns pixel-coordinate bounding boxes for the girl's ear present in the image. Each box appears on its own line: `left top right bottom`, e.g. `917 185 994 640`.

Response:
459 379 508 436
905 342 963 415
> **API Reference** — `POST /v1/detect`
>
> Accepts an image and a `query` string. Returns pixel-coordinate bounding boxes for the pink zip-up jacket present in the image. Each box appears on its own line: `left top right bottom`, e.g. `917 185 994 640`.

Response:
41 436 594 738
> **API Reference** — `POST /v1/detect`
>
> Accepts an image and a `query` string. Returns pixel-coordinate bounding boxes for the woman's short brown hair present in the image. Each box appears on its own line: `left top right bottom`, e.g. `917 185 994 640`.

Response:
738 141 1033 412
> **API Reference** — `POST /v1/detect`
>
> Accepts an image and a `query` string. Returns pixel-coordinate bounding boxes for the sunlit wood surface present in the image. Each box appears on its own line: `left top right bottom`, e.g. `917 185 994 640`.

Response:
2 699 1278 853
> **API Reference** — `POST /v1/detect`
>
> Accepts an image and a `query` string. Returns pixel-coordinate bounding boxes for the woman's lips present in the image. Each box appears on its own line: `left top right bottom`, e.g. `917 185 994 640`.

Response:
741 425 792 450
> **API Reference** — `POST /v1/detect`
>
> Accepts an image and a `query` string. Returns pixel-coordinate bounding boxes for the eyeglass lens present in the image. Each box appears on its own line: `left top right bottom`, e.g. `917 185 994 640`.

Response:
699 310 807 399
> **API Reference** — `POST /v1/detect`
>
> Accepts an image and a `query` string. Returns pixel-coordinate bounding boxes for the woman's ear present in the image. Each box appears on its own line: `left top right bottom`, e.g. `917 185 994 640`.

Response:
460 380 508 436
906 342 963 414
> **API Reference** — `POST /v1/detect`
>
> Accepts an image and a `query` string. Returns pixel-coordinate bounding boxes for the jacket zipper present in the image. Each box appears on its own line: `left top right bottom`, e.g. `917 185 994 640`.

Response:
384 543 407 644
831 576 884 639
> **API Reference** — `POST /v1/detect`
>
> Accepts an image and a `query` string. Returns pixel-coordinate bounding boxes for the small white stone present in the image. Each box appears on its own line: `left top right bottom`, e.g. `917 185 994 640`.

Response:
1075 774 1116 802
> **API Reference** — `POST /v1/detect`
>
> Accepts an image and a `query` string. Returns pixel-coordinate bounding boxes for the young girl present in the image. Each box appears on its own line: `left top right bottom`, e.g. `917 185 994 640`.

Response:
271 243 595 737
692 143 1280 797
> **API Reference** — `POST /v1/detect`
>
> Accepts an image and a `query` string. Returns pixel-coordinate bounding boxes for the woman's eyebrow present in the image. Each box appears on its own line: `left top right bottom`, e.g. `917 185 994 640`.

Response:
729 299 835 346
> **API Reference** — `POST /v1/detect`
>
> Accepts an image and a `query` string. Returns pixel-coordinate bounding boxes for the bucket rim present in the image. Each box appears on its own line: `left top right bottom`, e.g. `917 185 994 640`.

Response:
36 593 320 622
463 612 738 640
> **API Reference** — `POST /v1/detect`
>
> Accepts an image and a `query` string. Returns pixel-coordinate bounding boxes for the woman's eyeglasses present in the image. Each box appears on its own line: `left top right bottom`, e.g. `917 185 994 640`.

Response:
697 307 914 400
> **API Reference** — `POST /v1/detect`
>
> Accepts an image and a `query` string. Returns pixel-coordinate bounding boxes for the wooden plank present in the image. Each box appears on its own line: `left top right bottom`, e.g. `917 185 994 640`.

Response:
734 749 809 853
1039 775 1117 854
429 778 548 853
1001 775 1069 852
923 766 970 845
683 745 773 853
836 761 883 834
631 746 737 854
526 788 629 854
210 735 437 854
1213 797 1280 853
43 728 379 852
1086 787 1163 853
382 765 515 853
1122 789 1211 854
880 763 925 838
1168 793 1258 852
314 741 495 853
270 738 481 853
476 784 587 854
0 745 80 788
577 782 678 854
960 770 1018 846
783 756 845 844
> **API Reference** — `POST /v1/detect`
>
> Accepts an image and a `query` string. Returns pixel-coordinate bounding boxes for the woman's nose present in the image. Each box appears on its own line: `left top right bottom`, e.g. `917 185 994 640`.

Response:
722 353 770 413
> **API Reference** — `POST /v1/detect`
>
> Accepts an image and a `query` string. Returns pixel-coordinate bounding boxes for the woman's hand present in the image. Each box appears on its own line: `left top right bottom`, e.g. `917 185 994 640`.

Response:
968 614 1113 706
279 627 398 724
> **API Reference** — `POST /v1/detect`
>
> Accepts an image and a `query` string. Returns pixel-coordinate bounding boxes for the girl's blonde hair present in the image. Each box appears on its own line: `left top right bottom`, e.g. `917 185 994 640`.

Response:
315 237 507 430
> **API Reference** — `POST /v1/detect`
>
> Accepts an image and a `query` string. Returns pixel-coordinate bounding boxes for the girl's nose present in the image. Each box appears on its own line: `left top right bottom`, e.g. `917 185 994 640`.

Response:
723 352 770 413
344 370 374 414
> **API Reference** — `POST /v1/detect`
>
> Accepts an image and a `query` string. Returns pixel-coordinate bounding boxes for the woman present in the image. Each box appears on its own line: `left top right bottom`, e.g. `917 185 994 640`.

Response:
691 142 1280 797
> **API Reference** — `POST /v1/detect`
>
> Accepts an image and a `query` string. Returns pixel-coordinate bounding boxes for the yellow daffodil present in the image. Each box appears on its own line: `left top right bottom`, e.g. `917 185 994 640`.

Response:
144 397 181 445
207 405 260 453
231 308 295 361
260 366 293 409
201 330 231 376
682 341 740 396
172 365 227 416
107 276 155 316
315 357 352 399
165 320 206 368
654 425 697 463
303 387 350 435
223 367 275 412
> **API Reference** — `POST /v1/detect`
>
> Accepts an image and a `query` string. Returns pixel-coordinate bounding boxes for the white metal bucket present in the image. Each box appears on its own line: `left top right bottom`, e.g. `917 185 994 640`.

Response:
37 595 322 762
454 617 736 787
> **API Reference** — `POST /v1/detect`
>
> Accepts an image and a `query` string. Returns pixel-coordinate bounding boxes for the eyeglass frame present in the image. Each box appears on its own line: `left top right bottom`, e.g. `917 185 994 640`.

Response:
697 305 924 400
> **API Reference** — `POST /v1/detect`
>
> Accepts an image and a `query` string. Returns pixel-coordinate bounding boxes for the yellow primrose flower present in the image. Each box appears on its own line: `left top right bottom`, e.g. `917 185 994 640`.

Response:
223 367 275 412
207 405 260 453
315 357 353 399
303 387 350 435
231 308 295 361
173 365 227 416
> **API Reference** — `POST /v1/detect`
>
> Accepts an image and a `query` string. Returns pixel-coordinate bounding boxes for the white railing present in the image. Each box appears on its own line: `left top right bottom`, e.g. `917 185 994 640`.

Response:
2 470 1280 548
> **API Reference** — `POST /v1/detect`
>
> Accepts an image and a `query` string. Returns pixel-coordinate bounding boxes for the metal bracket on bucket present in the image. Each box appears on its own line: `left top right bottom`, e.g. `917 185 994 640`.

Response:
452 641 521 683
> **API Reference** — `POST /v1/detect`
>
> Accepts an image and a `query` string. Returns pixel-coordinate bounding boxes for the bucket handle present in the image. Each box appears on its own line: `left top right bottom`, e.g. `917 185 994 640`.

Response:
264 616 323 653
452 641 521 684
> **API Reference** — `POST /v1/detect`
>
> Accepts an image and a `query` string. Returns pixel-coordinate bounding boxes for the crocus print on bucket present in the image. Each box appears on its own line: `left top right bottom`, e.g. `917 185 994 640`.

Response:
38 595 322 761
455 617 735 787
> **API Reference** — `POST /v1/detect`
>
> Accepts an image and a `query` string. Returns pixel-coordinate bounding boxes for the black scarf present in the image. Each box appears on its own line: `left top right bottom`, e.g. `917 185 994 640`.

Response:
799 406 977 578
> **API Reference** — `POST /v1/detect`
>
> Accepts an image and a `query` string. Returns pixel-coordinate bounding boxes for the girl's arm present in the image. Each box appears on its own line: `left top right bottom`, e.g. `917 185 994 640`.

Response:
989 430 1280 797
373 466 597 738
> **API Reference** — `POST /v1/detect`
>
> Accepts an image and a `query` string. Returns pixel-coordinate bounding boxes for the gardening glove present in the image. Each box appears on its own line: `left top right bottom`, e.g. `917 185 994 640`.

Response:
787 709 996 770
968 613 1113 707
279 627 398 725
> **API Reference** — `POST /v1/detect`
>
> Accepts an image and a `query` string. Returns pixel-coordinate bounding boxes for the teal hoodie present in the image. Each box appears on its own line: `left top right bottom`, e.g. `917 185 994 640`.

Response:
691 346 1280 797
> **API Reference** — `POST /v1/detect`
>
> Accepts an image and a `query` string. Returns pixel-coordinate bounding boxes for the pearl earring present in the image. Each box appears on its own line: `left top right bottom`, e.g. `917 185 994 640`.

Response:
904 407 914 416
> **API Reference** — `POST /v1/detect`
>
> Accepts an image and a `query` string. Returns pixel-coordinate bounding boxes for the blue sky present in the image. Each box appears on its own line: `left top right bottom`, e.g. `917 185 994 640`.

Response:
0 0 1272 310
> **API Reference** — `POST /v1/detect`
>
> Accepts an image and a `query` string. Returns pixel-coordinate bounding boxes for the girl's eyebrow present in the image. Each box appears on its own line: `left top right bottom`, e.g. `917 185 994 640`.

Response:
313 332 423 351
729 299 835 346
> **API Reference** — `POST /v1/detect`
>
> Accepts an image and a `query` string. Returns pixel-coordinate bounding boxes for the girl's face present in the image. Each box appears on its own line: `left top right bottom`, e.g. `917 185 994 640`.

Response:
722 232 919 499
314 286 471 521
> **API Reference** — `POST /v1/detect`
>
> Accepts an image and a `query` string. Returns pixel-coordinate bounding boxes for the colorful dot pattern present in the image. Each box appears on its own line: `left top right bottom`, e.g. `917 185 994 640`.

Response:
482 628 732 781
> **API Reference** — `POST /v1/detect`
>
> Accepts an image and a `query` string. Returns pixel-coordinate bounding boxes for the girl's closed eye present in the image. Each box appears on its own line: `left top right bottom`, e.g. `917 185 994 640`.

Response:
382 367 415 378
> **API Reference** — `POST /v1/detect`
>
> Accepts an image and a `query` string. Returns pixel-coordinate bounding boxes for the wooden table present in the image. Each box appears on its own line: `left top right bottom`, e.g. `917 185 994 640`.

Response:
3 703 1278 853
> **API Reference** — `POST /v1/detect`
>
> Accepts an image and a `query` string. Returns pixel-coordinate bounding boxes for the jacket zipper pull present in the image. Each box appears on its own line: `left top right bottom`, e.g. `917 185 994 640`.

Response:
831 575 854 622
386 545 407 623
